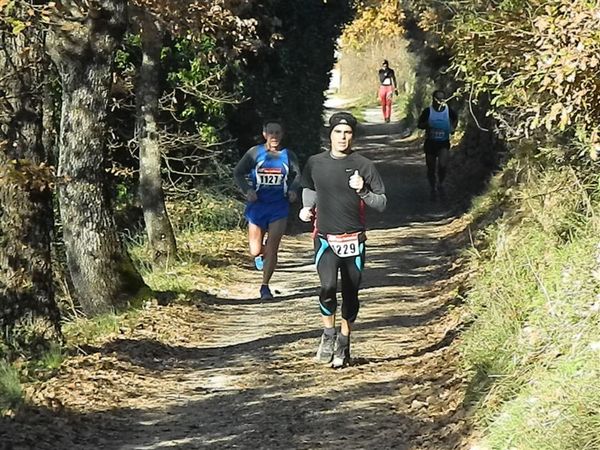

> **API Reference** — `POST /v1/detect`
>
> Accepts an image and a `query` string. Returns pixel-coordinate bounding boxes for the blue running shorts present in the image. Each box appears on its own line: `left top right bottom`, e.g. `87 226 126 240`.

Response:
245 199 289 230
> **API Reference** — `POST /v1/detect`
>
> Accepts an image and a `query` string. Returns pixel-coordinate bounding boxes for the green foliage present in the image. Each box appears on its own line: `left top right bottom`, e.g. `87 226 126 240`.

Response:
466 174 507 226
0 360 23 413
231 0 354 161
113 34 140 89
167 191 244 233
462 165 600 449
0 316 61 363
164 35 228 124
125 188 245 292
399 71 435 127
21 343 65 380
108 31 239 197
485 352 600 450
62 313 123 346
130 228 246 293
36 343 64 371
0 1 36 35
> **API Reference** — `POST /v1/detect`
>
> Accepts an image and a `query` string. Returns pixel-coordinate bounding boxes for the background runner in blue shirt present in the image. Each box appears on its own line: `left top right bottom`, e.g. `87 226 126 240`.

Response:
417 90 459 200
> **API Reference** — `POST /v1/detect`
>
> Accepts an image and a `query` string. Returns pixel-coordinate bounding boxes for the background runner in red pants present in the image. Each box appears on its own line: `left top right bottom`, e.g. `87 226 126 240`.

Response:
377 60 397 123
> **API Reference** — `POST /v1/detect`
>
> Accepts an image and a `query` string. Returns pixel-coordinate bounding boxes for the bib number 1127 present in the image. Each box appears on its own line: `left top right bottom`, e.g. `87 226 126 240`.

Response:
257 173 283 185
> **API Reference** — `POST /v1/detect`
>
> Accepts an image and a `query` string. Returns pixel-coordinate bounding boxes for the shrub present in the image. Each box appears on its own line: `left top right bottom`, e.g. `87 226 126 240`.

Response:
0 361 22 413
462 165 600 449
167 191 244 233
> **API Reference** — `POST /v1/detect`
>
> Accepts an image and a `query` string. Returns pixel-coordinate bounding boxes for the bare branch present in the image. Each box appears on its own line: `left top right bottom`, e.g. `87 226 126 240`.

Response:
468 83 490 132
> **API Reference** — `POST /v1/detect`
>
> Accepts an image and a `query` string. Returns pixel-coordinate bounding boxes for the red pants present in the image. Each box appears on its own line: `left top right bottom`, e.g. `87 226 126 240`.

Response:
378 85 394 121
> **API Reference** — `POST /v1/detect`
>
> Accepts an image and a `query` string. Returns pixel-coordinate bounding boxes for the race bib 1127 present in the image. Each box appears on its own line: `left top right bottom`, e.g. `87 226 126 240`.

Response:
257 168 284 186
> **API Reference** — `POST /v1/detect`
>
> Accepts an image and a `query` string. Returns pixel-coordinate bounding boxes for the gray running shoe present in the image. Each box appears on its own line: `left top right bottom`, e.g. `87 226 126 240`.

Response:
315 332 336 364
332 334 350 368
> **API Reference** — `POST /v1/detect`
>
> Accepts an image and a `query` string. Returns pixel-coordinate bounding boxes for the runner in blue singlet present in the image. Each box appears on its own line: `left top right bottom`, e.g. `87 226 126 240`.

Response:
234 119 301 300
417 90 458 200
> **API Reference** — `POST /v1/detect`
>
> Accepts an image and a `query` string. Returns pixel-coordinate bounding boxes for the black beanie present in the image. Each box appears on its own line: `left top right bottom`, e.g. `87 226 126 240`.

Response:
329 112 357 134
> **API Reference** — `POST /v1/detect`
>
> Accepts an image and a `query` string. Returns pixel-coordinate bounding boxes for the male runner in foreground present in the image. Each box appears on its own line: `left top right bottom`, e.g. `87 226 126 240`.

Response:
299 112 386 367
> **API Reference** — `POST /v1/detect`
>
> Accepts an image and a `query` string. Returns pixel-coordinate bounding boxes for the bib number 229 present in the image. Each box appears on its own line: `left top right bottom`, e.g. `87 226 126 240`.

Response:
327 233 360 257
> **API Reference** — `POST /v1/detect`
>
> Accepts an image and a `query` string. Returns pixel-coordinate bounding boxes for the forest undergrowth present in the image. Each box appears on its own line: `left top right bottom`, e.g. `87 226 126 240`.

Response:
460 163 600 450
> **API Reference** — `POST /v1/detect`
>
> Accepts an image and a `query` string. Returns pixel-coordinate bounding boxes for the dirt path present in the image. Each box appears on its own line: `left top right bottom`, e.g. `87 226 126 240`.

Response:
1 109 473 450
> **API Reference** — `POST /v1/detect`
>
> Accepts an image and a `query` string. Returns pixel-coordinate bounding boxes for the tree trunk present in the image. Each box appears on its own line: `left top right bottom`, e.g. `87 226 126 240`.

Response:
46 0 148 316
42 61 58 165
0 9 61 344
136 13 177 266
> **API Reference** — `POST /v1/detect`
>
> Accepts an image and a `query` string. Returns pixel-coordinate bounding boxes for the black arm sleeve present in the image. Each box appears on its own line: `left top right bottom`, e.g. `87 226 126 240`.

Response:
287 150 302 193
417 108 430 130
300 157 315 190
449 108 459 129
300 158 317 208
233 147 258 194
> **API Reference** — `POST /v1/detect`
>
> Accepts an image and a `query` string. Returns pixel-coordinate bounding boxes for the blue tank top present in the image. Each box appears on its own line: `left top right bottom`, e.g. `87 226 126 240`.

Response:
250 145 290 203
428 106 451 142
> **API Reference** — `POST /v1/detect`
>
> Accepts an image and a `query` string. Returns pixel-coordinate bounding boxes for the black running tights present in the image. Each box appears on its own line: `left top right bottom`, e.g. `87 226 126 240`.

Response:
314 236 366 322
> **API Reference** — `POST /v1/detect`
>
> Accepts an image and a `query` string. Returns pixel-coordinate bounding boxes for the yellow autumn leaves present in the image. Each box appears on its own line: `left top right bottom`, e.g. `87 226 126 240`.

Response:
443 0 600 157
340 0 405 50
